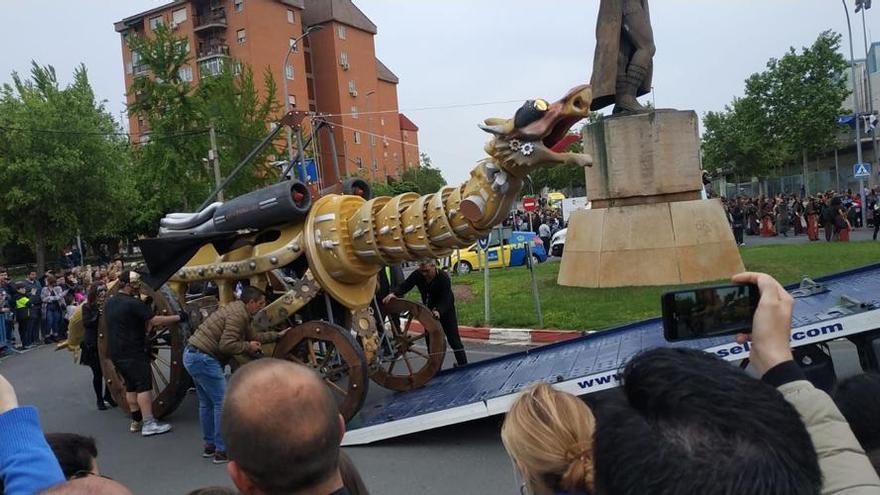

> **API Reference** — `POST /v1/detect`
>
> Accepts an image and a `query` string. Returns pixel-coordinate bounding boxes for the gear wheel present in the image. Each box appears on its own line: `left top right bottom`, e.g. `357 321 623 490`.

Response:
520 142 535 156
509 139 522 152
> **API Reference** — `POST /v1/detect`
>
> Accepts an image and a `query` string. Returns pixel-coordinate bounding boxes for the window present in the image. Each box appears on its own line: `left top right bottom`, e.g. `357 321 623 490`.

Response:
355 157 363 169
285 63 294 80
372 159 378 171
348 80 357 94
126 61 133 75
380 117 385 126
288 95 297 108
340 52 349 68
354 131 361 144
200 58 224 77
178 66 193 82
337 25 347 40
351 106 358 119
234 0 243 12
287 9 295 24
237 29 246 44
172 8 187 25
149 16 163 30
370 135 376 146
233 62 242 75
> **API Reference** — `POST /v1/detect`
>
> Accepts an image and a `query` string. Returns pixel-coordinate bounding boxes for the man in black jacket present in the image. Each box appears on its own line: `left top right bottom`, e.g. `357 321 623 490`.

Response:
383 260 468 367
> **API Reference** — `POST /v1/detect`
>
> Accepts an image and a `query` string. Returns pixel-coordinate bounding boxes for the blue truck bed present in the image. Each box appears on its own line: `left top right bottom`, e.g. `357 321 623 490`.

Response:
343 263 880 445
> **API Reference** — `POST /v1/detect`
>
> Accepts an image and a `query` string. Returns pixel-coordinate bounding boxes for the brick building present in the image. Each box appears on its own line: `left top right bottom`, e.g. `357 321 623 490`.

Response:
114 0 420 185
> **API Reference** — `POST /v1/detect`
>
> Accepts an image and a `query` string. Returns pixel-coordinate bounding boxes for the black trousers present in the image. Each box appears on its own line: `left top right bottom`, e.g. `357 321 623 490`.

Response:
733 227 744 245
437 312 467 366
874 221 879 240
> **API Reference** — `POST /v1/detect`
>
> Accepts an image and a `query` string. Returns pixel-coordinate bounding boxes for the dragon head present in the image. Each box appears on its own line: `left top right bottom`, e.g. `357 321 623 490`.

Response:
479 85 594 177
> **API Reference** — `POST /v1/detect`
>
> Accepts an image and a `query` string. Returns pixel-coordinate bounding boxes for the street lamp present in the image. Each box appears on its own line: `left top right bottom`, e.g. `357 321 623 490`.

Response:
364 89 376 180
842 0 869 228
858 0 879 184
283 25 323 165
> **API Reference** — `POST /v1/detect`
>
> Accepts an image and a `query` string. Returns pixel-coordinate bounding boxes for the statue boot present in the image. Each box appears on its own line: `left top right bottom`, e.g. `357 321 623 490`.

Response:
613 63 649 114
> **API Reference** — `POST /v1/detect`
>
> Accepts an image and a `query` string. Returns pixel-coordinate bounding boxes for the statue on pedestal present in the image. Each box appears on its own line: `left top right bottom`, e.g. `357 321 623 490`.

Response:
590 0 655 114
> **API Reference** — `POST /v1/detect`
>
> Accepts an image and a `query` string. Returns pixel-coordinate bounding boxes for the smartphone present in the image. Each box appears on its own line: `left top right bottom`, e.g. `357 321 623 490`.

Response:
662 283 759 342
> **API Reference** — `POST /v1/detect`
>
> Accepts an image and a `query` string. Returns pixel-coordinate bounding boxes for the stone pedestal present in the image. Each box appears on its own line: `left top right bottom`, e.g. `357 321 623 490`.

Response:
559 110 745 288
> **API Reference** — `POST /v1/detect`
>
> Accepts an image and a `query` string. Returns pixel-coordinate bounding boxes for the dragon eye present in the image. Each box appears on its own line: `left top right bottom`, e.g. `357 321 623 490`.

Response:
514 99 549 129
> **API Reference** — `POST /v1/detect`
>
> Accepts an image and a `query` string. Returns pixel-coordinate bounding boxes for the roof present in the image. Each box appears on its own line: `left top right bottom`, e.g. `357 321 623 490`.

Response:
115 0 304 32
302 0 377 34
399 113 419 132
376 59 399 84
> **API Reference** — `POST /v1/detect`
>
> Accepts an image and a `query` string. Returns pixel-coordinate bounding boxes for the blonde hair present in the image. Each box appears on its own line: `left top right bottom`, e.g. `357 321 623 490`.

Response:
501 383 596 494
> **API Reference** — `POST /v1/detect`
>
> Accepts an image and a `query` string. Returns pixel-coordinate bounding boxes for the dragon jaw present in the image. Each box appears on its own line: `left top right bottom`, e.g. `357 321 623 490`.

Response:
478 85 594 179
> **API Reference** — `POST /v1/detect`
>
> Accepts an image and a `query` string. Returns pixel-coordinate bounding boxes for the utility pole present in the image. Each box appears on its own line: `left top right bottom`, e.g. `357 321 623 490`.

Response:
860 2 879 188
209 123 223 202
365 90 377 181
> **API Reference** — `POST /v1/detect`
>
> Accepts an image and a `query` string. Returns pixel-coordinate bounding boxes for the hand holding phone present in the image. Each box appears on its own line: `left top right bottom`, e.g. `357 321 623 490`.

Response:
662 283 760 341
732 272 795 376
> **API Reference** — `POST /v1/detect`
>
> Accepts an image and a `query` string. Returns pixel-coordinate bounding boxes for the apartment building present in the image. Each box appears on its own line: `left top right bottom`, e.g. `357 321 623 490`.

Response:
115 0 420 184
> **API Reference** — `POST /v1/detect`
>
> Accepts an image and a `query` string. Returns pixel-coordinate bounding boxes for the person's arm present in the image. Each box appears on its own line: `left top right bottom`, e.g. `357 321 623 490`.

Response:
733 272 880 495
383 270 419 304
0 375 65 495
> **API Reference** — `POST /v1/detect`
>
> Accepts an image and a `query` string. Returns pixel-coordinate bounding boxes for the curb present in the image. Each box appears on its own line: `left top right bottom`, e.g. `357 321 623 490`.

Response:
404 320 585 346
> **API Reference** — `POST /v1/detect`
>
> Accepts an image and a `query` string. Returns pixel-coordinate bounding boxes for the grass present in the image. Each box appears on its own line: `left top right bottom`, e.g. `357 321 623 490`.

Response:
446 241 880 331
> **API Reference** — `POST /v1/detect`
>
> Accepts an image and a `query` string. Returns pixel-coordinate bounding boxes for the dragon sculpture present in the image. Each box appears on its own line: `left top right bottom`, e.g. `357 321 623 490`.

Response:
66 84 594 421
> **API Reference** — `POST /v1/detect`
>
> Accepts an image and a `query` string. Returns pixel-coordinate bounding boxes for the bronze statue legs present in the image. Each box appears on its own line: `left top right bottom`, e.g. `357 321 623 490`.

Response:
615 2 656 113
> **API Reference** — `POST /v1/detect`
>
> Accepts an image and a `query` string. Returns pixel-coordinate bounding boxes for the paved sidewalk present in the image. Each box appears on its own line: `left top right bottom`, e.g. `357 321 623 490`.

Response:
740 228 878 246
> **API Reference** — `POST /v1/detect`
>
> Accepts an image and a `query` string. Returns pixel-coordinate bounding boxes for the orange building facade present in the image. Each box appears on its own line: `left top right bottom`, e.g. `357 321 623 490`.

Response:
115 0 420 185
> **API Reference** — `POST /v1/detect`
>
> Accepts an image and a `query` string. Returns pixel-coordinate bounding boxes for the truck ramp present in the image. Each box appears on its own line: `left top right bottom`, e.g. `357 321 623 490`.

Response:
343 263 880 446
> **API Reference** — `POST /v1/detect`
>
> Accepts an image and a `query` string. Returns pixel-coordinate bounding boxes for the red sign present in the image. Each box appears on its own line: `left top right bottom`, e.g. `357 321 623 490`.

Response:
523 197 537 212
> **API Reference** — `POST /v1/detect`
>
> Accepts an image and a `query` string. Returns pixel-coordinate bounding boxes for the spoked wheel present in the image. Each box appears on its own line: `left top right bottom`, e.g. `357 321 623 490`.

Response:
370 299 446 392
273 321 368 422
98 284 192 419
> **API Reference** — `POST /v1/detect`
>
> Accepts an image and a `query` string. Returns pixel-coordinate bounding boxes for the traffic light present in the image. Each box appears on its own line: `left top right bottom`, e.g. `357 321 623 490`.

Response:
856 0 872 13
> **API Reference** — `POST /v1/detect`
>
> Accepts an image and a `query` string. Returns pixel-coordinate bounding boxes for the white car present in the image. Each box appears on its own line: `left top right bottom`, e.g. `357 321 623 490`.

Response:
550 228 566 257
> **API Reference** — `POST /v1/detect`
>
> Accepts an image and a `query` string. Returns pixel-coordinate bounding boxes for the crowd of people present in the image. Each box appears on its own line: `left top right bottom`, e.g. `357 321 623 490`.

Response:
722 189 880 245
0 270 878 494
0 260 126 357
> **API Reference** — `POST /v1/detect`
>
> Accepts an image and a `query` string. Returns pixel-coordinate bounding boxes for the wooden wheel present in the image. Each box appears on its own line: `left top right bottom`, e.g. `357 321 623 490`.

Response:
369 299 446 392
273 320 369 422
98 284 192 419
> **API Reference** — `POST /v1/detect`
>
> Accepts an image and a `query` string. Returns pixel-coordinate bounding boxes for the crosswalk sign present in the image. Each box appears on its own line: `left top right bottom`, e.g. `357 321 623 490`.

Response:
854 163 872 178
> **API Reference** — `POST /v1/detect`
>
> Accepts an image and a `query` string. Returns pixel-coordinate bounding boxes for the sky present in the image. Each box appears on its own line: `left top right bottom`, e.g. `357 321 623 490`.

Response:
1 0 877 184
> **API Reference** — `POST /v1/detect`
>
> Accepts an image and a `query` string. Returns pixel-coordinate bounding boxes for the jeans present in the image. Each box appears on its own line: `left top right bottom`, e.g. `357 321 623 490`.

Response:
45 308 62 338
183 347 226 452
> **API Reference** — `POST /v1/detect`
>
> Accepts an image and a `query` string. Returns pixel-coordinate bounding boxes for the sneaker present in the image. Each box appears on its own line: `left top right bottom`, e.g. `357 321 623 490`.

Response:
141 420 172 437
129 420 143 433
97 400 108 411
212 451 229 464
202 444 216 458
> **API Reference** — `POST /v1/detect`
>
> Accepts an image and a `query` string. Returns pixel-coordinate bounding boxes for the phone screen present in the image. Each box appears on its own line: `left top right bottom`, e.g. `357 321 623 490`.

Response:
662 283 759 342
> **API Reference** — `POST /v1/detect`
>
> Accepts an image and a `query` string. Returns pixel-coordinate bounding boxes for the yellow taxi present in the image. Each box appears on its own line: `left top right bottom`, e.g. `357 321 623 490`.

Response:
449 229 547 275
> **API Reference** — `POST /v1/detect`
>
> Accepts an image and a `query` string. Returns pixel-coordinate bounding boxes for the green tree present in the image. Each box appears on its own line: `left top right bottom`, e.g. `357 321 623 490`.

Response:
398 153 447 194
127 25 281 234
702 31 848 187
0 63 134 273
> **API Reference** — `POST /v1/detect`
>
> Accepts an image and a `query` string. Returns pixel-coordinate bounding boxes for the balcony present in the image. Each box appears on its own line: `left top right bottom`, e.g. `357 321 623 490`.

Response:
197 43 229 63
132 64 150 77
194 9 227 33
